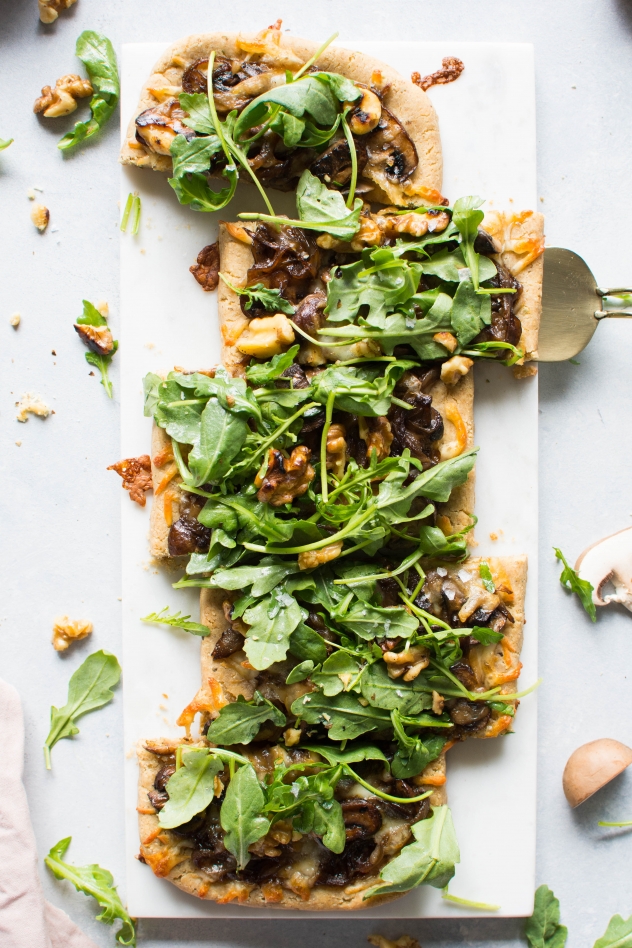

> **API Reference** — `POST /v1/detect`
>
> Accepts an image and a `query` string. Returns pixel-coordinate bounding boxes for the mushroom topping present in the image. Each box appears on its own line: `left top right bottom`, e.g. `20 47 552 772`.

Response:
135 99 196 155
316 838 383 886
236 314 295 359
310 135 369 188
388 372 444 469
364 106 418 184
212 624 246 660
563 739 632 807
247 224 321 305
33 74 93 117
190 242 220 291
148 763 176 811
576 526 632 611
74 322 115 356
167 495 211 556
445 697 490 731
182 57 273 113
348 89 382 136
255 446 315 506
277 363 311 390
474 262 522 350
107 455 153 507
292 292 327 337
341 799 383 841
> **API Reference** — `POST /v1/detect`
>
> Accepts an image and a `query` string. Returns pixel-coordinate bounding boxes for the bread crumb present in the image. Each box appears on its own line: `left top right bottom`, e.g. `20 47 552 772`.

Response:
16 393 51 422
27 189 36 200
52 615 93 651
15 440 21 447
513 363 538 379
31 203 50 232
489 532 498 541
140 248 146 254
10 312 20 328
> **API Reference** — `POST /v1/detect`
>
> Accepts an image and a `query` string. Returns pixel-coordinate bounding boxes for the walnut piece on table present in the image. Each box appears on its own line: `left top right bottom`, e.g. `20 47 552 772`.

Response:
190 242 220 291
33 74 92 117
15 393 51 422
30 203 49 232
108 455 153 506
52 616 93 651
74 322 115 356
38 0 78 25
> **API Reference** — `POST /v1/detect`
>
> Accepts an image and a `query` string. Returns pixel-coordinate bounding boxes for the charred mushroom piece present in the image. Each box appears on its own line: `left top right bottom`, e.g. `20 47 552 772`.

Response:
449 661 479 691
446 698 490 731
135 99 196 155
74 322 115 356
191 849 237 880
292 292 327 337
341 799 383 841
364 106 418 184
183 57 272 113
148 763 176 811
317 839 382 886
167 496 211 556
190 241 220 291
277 363 310 390
388 387 443 470
474 228 499 256
310 135 368 187
247 224 321 305
474 261 522 349
255 446 315 506
212 625 245 659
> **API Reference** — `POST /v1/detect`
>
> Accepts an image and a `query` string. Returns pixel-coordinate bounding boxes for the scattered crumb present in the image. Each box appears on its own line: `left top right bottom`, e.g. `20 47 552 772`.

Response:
31 203 50 232
162 693 168 699
10 312 20 328
368 936 421 948
571 85 576 89
145 342 155 349
88 371 95 376
27 189 36 201
52 615 93 651
16 393 51 422
513 364 538 379
159 703 168 711
540 196 544 203
51 350 56 356
96 300 109 317
140 248 146 255
50 226 59 233
15 440 21 447
489 532 498 541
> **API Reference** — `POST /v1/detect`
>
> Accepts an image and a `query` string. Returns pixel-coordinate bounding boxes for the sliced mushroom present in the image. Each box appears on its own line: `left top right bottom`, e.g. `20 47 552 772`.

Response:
364 105 418 184
348 89 382 135
576 526 632 611
563 739 632 807
135 99 196 155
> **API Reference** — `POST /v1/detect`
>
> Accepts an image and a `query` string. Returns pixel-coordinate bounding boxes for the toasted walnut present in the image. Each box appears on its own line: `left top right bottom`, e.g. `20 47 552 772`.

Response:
190 241 220 291
16 393 51 422
377 208 451 239
108 455 152 506
38 0 77 23
34 75 93 118
284 727 302 747
255 446 315 506
317 210 383 252
236 314 295 359
326 423 347 479
298 542 343 571
31 203 49 232
359 416 393 462
10 313 21 328
383 644 430 680
74 323 114 356
52 616 93 652
432 690 445 715
348 89 382 135
433 331 458 354
440 355 474 386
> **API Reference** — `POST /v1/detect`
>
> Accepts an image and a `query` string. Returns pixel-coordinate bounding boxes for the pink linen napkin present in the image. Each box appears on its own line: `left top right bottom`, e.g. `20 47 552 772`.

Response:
0 678 99 948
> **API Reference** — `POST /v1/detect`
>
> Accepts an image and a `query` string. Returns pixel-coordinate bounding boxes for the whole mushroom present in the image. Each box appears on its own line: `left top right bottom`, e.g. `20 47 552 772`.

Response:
563 738 632 807
576 526 632 611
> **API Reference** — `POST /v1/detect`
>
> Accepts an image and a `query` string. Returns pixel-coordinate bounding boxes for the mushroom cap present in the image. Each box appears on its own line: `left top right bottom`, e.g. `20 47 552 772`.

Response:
563 738 632 807
575 525 632 607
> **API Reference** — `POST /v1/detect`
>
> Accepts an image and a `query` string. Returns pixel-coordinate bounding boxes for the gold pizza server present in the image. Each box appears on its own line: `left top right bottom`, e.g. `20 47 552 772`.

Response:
538 248 632 361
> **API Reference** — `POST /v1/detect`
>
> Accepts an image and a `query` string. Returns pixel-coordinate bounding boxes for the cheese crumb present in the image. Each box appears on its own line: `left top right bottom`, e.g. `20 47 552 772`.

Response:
27 189 36 201
52 615 93 651
15 440 21 447
10 312 20 328
96 300 109 317
16 393 51 422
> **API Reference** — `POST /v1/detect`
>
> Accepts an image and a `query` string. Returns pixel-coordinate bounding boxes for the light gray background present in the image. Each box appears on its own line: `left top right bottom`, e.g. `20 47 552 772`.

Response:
1 1 632 945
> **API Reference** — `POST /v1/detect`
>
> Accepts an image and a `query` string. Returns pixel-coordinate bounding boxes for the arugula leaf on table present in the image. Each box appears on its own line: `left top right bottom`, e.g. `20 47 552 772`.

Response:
361 662 432 715
524 885 568 948
365 805 459 898
205 694 286 745
58 32 119 151
45 837 135 946
158 748 223 829
0 137 13 150
311 651 360 696
242 588 304 669
44 650 121 769
340 603 418 641
220 763 270 869
141 607 209 637
219 276 296 316
76 299 118 398
291 691 391 740
554 547 597 621
245 345 301 384
593 913 632 948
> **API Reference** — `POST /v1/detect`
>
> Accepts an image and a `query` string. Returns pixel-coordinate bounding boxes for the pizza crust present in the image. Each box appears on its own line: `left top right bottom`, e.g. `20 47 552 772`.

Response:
120 32 443 207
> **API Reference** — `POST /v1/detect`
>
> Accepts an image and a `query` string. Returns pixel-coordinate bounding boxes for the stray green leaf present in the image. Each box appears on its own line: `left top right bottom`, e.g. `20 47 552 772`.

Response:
479 561 495 593
44 650 121 769
0 137 13 150
58 31 119 151
524 885 568 948
141 607 209 636
594 913 632 948
554 547 596 621
442 886 500 911
219 274 295 315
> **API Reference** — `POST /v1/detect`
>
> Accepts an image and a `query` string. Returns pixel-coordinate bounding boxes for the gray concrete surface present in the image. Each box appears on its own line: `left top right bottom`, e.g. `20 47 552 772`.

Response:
2 0 632 944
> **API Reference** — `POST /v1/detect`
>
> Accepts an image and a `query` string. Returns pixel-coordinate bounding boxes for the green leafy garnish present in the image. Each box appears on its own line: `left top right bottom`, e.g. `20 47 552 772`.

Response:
441 886 500 910
479 561 495 592
158 748 223 829
554 547 597 621
120 192 141 234
594 913 632 948
0 137 13 150
219 274 295 315
205 693 286 745
292 691 391 741
44 650 121 769
220 763 270 869
45 837 135 945
59 31 119 151
524 885 568 948
141 607 209 636
76 299 118 398
365 805 459 898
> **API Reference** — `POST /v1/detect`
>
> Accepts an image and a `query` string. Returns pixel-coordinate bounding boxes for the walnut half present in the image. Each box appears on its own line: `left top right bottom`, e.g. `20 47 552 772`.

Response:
255 446 314 506
38 0 77 23
52 616 93 651
108 455 152 506
34 74 93 118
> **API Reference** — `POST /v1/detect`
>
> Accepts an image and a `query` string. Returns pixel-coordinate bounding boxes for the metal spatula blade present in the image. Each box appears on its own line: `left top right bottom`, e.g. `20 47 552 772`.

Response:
538 248 632 361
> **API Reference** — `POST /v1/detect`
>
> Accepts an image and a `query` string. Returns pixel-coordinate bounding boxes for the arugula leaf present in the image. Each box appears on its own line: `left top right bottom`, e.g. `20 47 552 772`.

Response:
170 133 222 177
365 806 459 898
450 279 492 345
77 299 118 398
289 621 328 663
311 651 360 696
58 32 119 151
158 748 222 829
479 561 496 593
45 837 135 946
470 626 504 645
303 743 389 766
452 195 485 290
297 798 346 853
220 276 296 316
524 885 568 948
187 398 249 486
234 76 339 141
361 662 432 715
325 250 423 327
220 764 270 869
554 547 597 621
141 607 209 637
169 166 238 212
291 691 391 740
594 913 632 948
211 557 301 597
420 246 497 284
242 589 304 669
340 602 418 641
44 650 121 769
178 92 216 134
391 709 446 778
311 361 415 417
295 170 362 239
286 660 315 684
311 71 363 103
376 448 478 514
245 345 301 384
205 694 286 745
0 137 13 150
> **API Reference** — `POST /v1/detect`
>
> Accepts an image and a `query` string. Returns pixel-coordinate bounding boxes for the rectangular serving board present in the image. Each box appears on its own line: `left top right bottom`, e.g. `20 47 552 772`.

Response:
121 40 538 919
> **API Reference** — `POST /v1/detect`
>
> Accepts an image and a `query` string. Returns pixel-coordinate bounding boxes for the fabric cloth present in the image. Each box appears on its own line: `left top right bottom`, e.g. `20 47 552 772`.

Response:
0 678 99 948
